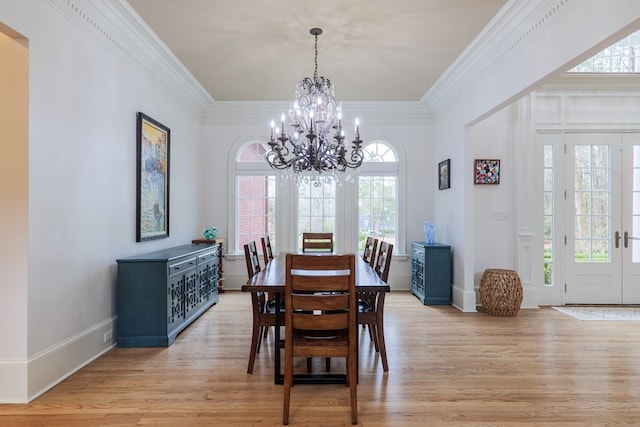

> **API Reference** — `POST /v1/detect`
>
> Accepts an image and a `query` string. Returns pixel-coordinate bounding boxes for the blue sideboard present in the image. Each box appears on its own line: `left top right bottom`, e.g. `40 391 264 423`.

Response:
411 242 452 305
116 244 220 347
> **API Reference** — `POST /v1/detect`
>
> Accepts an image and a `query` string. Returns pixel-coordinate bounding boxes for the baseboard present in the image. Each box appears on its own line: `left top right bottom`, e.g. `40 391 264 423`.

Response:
0 315 117 403
0 359 28 403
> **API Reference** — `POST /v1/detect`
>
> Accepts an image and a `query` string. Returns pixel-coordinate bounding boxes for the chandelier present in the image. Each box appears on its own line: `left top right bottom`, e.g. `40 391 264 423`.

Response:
266 28 363 184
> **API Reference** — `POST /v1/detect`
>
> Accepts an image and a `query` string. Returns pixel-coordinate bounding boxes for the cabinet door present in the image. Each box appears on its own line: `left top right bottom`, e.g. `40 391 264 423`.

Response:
197 249 219 304
167 273 185 331
411 245 425 299
184 268 199 315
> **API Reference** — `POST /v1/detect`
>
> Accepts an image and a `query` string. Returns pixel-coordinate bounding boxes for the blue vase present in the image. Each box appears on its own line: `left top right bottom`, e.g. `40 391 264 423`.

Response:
423 222 435 245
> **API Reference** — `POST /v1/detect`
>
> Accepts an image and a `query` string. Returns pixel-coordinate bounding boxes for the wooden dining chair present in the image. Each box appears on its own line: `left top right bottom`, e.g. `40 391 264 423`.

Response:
283 253 358 425
301 232 334 252
261 235 274 265
374 241 393 283
358 241 393 372
244 241 276 374
362 236 378 267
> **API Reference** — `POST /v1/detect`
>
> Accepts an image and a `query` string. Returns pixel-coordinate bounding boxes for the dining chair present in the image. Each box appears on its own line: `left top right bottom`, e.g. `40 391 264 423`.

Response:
283 253 358 425
358 241 393 372
261 235 274 265
301 232 334 252
244 241 276 374
362 236 378 267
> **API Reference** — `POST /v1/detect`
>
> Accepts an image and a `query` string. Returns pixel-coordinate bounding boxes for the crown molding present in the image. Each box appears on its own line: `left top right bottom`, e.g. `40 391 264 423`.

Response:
45 0 213 112
203 101 431 125
423 0 577 111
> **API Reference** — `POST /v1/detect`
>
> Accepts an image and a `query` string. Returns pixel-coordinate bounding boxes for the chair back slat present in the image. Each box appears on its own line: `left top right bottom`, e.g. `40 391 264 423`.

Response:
302 232 334 252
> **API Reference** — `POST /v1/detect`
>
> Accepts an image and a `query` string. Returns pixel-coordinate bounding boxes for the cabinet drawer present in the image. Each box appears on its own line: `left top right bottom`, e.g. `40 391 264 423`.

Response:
168 257 197 276
197 250 218 264
412 245 425 258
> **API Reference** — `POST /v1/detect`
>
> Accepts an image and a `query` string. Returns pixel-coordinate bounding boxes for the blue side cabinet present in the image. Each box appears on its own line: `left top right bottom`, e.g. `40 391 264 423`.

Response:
116 244 220 347
411 242 452 305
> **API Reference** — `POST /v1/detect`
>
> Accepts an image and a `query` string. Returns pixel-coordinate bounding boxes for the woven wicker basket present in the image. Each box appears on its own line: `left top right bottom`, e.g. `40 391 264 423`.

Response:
479 269 522 317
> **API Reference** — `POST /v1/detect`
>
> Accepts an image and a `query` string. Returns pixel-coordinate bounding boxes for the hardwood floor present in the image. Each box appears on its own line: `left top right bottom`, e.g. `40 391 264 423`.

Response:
2 291 640 426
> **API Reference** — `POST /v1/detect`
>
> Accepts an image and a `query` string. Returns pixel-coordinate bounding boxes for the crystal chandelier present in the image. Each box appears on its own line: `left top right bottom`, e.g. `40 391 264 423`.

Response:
266 28 363 184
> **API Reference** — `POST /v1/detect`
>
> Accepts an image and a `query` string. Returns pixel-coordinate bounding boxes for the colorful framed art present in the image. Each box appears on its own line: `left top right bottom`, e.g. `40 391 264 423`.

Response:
136 112 170 242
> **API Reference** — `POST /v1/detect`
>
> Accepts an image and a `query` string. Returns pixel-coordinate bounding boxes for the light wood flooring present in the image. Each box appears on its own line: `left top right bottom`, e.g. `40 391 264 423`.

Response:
2 291 640 426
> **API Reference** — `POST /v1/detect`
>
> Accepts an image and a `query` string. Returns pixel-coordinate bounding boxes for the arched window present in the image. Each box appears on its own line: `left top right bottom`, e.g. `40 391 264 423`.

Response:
235 142 276 253
358 141 400 251
230 139 404 256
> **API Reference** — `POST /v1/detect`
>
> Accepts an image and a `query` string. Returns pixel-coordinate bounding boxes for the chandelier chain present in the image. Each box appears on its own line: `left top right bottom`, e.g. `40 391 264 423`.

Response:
313 31 318 83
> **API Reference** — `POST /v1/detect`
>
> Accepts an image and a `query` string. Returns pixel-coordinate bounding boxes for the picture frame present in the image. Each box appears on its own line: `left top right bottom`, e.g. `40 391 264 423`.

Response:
474 159 500 185
136 112 170 242
438 159 450 190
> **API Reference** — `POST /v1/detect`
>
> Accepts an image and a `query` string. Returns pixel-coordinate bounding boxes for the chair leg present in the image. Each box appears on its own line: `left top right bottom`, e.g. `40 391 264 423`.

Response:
247 324 261 374
257 326 264 354
376 320 389 372
348 355 358 425
370 324 380 352
283 354 293 425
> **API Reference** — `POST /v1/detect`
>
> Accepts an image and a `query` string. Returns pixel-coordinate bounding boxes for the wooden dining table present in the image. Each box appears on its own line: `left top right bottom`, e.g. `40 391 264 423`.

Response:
241 252 390 384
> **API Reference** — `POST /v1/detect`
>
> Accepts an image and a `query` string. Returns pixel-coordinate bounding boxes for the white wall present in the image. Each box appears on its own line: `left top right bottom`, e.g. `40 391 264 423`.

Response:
0 0 209 402
470 107 515 298
0 28 29 401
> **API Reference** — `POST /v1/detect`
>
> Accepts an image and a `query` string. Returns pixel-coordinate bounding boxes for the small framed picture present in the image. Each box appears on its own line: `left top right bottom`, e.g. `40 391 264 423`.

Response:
438 159 450 190
474 159 500 185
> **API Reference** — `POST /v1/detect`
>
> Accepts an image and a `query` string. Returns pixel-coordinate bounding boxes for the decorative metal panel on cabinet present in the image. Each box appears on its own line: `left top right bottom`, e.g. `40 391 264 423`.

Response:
116 244 220 347
411 242 452 305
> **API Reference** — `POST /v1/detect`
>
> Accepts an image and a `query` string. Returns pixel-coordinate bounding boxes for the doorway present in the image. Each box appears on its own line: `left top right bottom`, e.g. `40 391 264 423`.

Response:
564 133 640 304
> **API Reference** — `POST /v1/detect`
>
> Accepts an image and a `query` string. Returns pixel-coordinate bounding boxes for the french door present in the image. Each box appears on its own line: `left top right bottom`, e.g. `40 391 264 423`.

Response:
564 133 640 304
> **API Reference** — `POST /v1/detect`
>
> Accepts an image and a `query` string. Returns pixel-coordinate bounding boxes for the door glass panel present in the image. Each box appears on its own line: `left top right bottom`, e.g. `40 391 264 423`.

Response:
633 146 640 262
543 145 553 285
574 145 611 262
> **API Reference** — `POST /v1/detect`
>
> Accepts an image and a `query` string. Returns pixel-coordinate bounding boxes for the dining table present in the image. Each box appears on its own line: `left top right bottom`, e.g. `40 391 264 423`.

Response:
241 252 390 385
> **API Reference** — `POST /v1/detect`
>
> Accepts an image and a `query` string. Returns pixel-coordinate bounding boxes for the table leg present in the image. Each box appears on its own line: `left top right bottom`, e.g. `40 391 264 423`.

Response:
274 292 283 385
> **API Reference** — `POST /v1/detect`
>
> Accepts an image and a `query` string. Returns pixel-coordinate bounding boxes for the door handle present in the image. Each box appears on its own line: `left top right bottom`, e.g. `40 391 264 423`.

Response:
624 231 640 248
615 231 621 248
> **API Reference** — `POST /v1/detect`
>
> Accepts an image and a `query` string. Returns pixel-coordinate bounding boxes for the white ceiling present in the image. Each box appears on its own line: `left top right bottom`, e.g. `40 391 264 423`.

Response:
128 0 508 102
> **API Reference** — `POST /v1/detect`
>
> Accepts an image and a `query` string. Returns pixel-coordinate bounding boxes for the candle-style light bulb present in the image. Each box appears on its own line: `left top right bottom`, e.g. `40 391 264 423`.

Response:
270 120 275 139
355 118 360 139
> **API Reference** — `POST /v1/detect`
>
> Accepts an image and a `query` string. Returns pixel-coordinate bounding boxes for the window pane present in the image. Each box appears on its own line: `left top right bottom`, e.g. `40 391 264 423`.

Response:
569 29 640 73
574 145 611 263
298 180 336 249
237 175 276 249
358 175 397 250
543 144 554 286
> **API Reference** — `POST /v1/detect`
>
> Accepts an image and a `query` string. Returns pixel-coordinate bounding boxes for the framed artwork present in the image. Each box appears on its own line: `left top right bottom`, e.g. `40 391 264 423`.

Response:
136 112 170 242
438 159 450 190
474 159 500 185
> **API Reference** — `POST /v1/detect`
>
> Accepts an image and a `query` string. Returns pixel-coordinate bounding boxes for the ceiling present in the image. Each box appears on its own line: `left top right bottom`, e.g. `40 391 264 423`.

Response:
127 0 508 102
